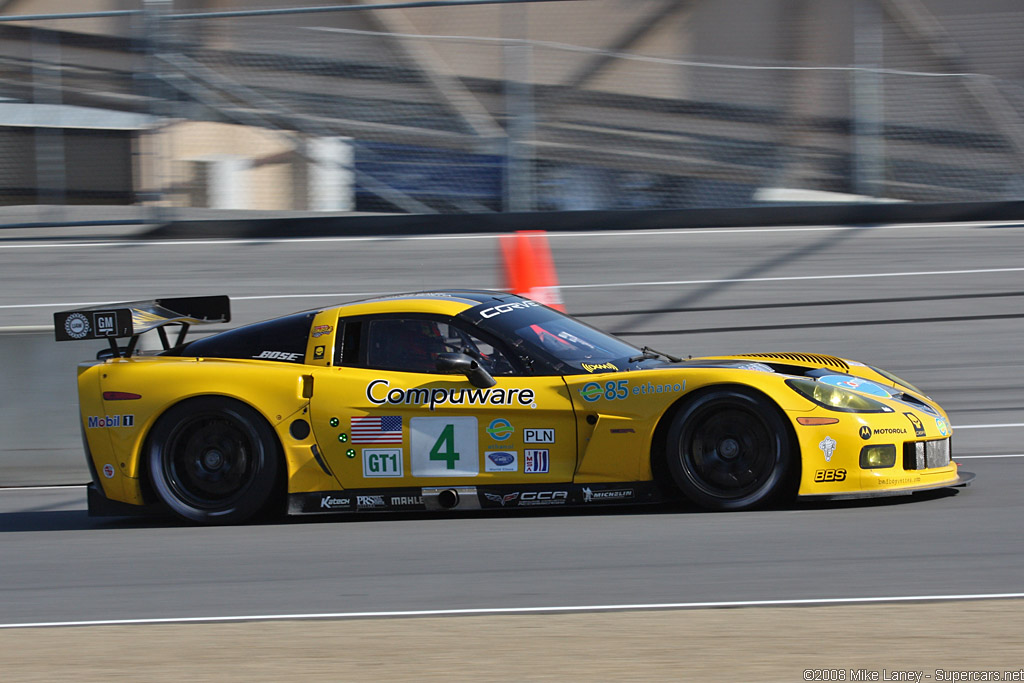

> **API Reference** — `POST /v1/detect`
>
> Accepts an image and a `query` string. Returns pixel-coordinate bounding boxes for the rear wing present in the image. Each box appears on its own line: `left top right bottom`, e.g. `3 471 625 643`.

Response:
54 295 230 358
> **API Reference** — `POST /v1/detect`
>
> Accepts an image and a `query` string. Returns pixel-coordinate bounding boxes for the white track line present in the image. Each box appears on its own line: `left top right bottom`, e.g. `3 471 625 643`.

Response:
4 266 1024 312
0 484 85 491
954 423 1024 429
955 454 1024 459
559 267 1024 290
2 592 1024 630
1 219 1020 251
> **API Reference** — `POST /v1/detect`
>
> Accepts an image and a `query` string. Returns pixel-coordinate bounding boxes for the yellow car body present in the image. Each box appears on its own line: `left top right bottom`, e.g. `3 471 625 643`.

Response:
56 291 972 524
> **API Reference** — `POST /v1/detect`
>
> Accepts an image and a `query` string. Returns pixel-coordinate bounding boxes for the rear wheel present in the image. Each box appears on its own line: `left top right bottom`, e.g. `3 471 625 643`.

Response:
146 397 280 524
666 388 794 511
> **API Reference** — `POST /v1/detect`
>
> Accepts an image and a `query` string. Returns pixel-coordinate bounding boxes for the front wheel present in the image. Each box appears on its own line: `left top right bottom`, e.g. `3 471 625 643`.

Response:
146 397 281 524
666 388 795 511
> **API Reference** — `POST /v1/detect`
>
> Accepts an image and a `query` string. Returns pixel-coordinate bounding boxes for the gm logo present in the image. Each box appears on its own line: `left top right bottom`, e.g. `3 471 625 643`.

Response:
487 418 514 441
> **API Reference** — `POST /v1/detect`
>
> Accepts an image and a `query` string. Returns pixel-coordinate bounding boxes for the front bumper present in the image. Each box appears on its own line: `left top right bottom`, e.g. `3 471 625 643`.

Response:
799 470 975 501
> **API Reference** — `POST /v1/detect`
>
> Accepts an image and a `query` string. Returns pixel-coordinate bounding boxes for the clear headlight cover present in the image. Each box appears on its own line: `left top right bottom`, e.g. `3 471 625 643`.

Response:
786 378 894 413
869 365 926 397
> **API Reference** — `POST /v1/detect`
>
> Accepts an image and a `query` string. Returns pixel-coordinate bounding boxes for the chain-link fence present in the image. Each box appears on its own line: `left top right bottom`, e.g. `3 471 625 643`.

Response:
2 0 1024 222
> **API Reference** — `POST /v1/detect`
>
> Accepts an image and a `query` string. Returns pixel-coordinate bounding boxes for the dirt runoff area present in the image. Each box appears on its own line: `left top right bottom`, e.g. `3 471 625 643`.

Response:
2 600 1024 681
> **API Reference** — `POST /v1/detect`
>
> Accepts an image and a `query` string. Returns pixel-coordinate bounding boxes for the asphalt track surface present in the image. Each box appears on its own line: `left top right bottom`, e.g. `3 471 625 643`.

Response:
2 220 1024 632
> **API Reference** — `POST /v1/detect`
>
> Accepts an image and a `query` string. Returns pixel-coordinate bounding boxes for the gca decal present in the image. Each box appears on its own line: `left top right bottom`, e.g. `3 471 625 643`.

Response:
367 379 537 411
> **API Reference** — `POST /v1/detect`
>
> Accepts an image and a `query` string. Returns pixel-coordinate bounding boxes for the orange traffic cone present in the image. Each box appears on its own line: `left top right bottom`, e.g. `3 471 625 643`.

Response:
499 230 565 311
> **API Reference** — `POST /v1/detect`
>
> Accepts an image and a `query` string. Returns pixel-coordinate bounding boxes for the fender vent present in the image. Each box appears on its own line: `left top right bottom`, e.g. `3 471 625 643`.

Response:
732 353 850 372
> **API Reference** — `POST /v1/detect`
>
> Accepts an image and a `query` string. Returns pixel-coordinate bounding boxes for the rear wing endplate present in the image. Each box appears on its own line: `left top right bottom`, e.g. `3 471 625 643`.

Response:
54 295 230 358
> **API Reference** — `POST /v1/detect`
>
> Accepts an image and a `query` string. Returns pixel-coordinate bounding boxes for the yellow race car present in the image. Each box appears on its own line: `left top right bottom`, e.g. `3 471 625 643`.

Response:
55 291 973 524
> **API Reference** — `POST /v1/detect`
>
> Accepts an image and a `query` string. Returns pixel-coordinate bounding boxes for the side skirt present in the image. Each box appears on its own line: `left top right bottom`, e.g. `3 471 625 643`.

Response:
288 481 667 515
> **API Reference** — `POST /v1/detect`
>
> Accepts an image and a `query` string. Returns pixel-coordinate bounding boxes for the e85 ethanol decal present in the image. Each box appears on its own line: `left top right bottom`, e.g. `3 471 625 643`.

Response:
579 379 685 402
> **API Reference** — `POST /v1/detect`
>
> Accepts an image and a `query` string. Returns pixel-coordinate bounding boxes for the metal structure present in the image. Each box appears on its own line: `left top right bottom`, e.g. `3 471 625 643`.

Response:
1 0 1023 222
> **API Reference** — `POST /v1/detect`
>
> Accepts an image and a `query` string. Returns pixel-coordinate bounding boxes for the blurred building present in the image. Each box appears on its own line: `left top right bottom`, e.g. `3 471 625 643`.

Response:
2 0 1024 214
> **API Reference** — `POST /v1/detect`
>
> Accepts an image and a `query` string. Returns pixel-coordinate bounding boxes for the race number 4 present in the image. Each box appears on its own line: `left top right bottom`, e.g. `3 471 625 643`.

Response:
410 417 478 477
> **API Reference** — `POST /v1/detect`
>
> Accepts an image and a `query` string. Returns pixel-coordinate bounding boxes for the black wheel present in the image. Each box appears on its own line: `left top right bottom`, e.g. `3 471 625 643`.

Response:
666 388 794 511
146 397 281 524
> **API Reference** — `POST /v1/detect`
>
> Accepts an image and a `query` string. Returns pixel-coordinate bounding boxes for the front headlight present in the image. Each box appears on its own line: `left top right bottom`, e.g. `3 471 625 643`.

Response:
786 378 894 413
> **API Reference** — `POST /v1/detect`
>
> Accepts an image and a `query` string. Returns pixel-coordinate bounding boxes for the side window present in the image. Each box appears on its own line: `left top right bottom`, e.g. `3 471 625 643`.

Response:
335 320 361 366
443 323 516 377
362 316 516 375
366 318 447 373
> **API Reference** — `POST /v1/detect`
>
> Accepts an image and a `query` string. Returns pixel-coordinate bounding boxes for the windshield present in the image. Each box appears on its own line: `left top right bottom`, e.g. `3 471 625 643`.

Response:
462 300 641 374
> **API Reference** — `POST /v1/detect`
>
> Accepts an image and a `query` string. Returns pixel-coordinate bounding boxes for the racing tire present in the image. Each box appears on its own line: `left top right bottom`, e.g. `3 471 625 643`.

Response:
666 388 795 511
146 397 281 524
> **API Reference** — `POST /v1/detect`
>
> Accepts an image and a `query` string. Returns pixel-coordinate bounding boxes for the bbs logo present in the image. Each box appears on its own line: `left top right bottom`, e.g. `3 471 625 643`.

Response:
814 468 847 482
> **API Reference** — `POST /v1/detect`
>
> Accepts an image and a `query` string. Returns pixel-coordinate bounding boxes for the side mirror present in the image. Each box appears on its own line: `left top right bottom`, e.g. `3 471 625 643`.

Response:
435 352 497 388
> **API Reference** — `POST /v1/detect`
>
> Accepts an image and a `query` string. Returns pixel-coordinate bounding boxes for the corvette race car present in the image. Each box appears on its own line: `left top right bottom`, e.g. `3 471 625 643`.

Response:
55 291 973 524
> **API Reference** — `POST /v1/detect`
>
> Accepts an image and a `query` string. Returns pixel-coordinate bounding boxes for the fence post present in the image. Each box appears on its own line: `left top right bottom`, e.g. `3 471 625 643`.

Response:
503 2 534 213
852 0 884 199
142 0 172 224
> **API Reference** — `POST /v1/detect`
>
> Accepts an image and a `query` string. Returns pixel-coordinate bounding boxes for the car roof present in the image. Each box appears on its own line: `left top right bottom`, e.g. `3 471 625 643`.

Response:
325 290 521 318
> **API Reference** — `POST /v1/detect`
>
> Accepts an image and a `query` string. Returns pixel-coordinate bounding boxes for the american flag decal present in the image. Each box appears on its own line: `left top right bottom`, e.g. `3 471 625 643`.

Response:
351 416 403 444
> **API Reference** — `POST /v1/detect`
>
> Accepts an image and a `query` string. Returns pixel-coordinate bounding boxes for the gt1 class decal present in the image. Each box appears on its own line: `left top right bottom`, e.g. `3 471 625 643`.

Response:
87 415 135 428
524 449 550 473
367 380 537 411
579 379 685 402
819 436 837 462
818 375 891 398
64 313 91 339
581 362 617 373
253 351 303 362
313 346 326 360
904 412 927 437
523 428 555 444
485 451 517 472
486 418 514 441
363 448 403 477
936 417 950 436
410 417 479 477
